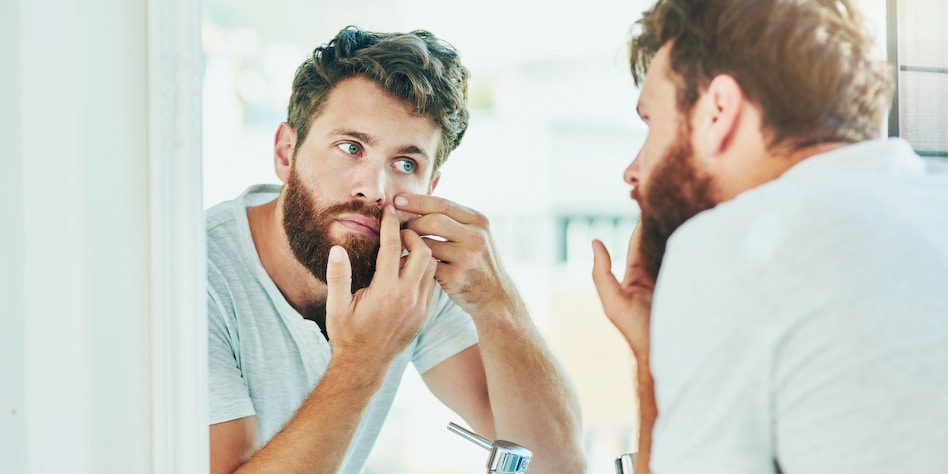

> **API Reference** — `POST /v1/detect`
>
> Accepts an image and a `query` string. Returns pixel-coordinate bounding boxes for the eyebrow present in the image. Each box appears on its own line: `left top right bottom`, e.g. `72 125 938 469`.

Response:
396 145 431 163
330 128 432 163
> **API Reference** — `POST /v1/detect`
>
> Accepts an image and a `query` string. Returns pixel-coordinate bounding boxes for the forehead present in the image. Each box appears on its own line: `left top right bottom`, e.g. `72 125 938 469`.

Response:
638 44 676 111
308 76 440 150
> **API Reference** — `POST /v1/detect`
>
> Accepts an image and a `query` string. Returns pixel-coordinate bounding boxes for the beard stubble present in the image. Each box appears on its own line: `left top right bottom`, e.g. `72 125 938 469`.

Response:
282 165 382 294
635 126 717 279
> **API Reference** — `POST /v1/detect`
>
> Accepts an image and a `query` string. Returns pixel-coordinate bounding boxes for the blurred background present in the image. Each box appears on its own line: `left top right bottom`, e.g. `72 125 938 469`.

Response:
200 0 944 472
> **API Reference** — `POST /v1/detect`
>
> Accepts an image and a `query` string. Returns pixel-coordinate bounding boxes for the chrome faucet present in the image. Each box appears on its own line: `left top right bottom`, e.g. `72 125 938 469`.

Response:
615 453 635 473
447 422 533 473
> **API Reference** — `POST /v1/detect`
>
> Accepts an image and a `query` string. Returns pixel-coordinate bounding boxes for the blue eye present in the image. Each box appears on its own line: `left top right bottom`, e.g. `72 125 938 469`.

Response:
394 159 416 174
338 143 360 155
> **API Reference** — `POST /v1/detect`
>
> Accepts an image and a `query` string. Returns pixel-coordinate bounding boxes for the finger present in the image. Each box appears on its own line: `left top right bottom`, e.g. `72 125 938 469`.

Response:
419 235 458 263
419 257 438 315
325 245 353 313
400 229 435 281
624 223 657 287
394 193 481 226
403 213 469 244
591 239 623 310
374 204 402 279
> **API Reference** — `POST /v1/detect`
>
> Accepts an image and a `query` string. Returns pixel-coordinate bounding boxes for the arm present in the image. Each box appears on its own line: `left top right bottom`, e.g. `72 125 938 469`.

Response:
211 205 438 473
396 194 586 473
631 354 656 474
212 357 391 474
591 226 656 474
421 345 496 438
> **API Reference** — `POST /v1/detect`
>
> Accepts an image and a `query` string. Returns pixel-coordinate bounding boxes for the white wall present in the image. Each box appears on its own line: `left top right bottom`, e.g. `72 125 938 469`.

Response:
0 0 206 472
0 0 27 471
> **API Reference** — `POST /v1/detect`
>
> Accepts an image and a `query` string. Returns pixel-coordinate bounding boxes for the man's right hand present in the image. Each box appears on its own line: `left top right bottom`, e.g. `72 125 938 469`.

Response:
592 224 658 474
213 205 439 474
324 204 438 370
591 223 656 359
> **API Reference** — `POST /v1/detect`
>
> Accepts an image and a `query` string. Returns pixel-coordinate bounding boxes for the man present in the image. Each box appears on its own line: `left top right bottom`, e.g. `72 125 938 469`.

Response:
592 1 948 473
206 27 584 473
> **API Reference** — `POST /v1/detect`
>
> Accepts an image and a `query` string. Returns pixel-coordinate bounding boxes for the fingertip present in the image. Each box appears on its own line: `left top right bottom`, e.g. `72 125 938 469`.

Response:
394 195 408 207
380 205 398 235
591 239 605 257
329 245 346 263
591 240 612 272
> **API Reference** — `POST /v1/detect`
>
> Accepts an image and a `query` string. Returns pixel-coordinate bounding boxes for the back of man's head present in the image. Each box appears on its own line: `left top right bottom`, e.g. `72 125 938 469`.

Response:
628 0 894 151
288 26 470 171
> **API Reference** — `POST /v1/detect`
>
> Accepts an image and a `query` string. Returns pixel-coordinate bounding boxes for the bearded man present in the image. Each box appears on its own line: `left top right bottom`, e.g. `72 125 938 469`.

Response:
206 26 584 474
592 1 948 473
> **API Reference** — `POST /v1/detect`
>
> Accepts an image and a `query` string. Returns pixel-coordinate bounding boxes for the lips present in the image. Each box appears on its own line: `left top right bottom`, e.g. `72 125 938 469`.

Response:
335 215 380 238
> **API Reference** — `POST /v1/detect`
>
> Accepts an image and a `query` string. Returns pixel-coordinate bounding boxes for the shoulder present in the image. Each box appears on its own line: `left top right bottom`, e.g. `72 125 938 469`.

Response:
664 157 894 277
653 171 853 336
661 176 817 283
206 184 281 248
416 282 477 341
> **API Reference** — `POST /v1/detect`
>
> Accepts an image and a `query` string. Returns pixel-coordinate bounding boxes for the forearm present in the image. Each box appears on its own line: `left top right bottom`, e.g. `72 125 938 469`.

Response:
633 355 656 474
236 359 386 474
472 300 586 473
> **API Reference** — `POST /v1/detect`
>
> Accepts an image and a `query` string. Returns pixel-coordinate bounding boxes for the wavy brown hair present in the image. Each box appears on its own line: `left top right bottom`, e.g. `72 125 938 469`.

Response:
288 26 470 171
629 0 894 150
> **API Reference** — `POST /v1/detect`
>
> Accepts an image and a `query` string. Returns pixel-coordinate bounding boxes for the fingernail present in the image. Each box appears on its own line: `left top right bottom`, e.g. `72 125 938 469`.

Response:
386 204 396 214
329 246 344 263
394 195 408 207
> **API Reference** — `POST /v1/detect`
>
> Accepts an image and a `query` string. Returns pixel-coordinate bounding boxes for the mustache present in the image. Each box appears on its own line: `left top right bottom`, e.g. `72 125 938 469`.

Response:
323 200 383 224
322 200 416 231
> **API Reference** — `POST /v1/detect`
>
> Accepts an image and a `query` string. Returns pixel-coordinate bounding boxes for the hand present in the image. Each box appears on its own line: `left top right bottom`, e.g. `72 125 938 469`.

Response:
324 204 438 367
394 194 521 317
591 224 655 358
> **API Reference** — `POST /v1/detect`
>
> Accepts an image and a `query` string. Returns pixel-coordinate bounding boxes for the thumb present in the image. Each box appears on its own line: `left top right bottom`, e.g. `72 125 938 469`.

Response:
325 245 353 313
591 239 622 310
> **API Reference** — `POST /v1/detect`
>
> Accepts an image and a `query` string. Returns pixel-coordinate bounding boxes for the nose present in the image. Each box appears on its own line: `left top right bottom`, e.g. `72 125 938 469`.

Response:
624 150 642 188
351 161 388 207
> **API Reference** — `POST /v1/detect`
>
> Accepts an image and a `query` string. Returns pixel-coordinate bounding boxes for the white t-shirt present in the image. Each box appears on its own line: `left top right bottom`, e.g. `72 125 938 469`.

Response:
649 139 948 474
206 184 479 473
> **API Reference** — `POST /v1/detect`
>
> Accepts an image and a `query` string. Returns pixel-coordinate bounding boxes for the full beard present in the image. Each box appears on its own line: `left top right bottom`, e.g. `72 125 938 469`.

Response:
635 129 717 279
282 166 382 294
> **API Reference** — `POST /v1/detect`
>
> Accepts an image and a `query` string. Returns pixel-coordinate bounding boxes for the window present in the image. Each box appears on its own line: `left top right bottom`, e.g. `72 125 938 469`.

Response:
887 0 948 158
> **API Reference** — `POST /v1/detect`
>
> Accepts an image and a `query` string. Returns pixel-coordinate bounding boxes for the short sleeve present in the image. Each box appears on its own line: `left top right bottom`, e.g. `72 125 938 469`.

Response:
411 286 479 375
207 284 256 425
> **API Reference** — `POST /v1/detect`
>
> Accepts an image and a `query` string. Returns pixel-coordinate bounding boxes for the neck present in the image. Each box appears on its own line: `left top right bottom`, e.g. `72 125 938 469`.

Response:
762 140 848 181
715 140 847 203
247 196 328 314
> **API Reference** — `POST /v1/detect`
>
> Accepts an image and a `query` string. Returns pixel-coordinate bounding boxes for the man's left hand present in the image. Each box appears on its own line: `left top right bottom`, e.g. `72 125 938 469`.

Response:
394 193 519 317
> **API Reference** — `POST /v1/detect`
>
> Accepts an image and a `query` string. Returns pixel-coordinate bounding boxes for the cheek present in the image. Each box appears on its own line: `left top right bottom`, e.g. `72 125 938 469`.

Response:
643 125 685 170
636 146 660 183
389 176 432 196
296 176 338 208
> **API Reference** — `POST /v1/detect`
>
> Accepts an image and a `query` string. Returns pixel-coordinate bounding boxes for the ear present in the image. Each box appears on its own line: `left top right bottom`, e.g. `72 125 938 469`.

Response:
697 74 744 156
427 171 441 194
273 122 297 183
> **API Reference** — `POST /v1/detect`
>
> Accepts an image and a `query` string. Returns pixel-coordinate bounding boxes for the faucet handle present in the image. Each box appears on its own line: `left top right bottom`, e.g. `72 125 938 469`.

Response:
447 422 533 473
485 439 532 473
615 453 636 473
